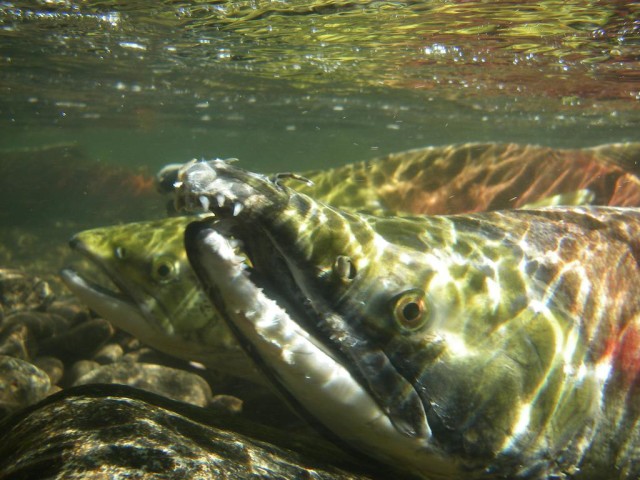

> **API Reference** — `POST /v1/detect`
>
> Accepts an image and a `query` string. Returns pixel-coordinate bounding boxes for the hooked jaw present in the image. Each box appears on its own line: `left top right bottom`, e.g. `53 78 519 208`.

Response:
177 160 458 477
173 159 281 218
185 220 436 470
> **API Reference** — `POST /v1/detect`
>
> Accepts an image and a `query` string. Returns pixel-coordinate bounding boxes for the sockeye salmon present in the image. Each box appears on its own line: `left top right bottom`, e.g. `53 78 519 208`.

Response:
176 158 640 479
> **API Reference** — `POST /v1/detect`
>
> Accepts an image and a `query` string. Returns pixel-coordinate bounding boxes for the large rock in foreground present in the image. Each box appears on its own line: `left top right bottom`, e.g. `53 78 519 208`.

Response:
0 384 387 480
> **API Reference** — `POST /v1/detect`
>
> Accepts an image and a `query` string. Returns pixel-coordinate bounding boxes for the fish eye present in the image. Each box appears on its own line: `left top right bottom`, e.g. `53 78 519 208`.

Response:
392 289 430 332
151 256 179 283
114 246 127 259
332 255 357 282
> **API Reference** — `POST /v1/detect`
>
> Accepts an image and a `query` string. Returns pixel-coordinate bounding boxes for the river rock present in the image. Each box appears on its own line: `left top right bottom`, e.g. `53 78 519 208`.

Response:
0 311 69 360
45 298 91 326
69 359 101 385
73 362 213 408
32 356 64 385
2 311 69 340
0 323 30 359
0 268 55 319
38 317 114 360
0 355 50 418
93 343 124 364
0 384 381 480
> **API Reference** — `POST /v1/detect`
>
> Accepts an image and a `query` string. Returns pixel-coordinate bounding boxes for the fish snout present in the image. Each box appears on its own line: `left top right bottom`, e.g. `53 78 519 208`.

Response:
68 235 82 251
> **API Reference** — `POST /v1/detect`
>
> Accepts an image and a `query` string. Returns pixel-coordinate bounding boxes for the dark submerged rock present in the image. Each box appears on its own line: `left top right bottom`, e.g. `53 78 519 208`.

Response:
0 268 55 319
38 317 114 360
73 362 214 408
0 384 382 480
45 298 91 325
0 312 69 361
32 356 64 385
0 323 31 359
209 394 244 415
1 312 69 350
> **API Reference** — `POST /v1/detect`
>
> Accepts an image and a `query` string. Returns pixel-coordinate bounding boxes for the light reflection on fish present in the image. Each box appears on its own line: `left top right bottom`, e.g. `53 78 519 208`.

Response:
178 159 640 479
61 143 640 386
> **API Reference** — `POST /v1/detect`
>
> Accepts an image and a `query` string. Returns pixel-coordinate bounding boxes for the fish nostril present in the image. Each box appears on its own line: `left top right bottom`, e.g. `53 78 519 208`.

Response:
68 236 81 250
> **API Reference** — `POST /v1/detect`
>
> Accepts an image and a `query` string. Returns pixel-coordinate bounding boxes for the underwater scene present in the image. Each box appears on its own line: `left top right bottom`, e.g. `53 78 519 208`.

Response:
1 1 639 478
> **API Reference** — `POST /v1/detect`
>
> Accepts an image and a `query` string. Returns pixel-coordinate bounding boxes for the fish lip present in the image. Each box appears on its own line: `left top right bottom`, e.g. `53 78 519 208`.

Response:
67 235 135 303
64 234 158 327
59 267 135 315
60 265 165 356
60 267 131 305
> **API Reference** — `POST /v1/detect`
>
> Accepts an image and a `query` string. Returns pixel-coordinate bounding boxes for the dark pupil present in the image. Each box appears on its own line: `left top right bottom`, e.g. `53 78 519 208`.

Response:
157 264 171 277
402 302 421 322
346 261 357 280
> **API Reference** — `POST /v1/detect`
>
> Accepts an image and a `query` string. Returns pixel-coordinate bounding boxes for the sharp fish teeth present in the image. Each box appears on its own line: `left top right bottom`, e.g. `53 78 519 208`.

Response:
232 202 244 217
216 194 225 208
228 238 242 248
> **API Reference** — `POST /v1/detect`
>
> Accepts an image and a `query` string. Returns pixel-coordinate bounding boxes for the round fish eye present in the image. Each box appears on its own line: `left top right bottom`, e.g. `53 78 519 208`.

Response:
392 289 430 332
332 255 357 282
151 256 179 283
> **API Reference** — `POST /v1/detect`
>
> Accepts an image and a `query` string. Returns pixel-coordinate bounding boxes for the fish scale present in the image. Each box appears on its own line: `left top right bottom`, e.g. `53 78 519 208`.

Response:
61 143 640 478
62 144 640 386
176 158 640 479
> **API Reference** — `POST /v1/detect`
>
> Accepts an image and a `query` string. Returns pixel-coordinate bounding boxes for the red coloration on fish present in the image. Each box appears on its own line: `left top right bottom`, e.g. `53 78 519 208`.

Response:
124 174 157 196
615 326 640 386
295 143 640 218
380 145 640 214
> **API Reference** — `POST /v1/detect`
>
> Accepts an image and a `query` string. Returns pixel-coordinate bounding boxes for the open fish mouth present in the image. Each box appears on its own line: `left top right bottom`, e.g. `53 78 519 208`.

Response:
184 218 436 467
59 220 264 382
60 236 164 341
177 159 454 476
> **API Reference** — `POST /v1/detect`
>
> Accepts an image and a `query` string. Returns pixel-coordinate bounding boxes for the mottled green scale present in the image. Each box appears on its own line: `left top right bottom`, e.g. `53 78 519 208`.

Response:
176 158 640 478
64 144 640 479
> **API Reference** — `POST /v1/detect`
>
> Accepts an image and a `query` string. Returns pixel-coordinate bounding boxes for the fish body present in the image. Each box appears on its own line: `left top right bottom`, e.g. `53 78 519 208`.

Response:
62 143 640 385
290 142 640 214
177 159 640 479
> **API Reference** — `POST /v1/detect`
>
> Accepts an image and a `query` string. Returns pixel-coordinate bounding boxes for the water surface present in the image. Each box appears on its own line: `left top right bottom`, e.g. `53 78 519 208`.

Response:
0 0 638 270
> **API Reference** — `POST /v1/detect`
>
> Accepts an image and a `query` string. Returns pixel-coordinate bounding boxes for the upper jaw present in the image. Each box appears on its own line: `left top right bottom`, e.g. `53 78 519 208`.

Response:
63 235 159 335
173 158 284 218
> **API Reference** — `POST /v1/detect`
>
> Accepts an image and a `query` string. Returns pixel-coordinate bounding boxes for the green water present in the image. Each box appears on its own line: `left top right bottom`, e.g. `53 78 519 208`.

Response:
0 0 638 271
1 0 638 170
